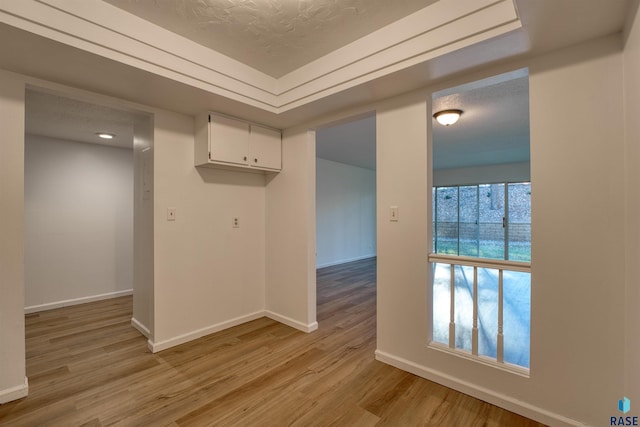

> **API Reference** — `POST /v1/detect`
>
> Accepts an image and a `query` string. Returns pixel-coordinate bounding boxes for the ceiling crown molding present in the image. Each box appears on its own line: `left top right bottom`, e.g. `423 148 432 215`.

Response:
0 0 520 114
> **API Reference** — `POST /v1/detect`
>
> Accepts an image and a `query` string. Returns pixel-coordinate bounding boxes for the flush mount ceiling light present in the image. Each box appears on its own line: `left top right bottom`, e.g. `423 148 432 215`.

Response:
96 132 115 139
433 109 463 126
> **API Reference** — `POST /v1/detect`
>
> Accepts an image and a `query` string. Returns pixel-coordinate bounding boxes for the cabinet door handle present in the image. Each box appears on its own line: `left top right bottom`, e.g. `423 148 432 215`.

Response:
254 158 258 163
243 156 247 161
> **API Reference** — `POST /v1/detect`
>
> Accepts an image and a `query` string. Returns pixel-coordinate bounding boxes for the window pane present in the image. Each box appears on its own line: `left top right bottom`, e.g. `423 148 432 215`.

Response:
477 267 498 359
503 270 531 368
459 186 479 257
454 265 474 352
435 187 458 255
479 183 505 259
432 187 436 253
432 263 450 345
508 182 531 262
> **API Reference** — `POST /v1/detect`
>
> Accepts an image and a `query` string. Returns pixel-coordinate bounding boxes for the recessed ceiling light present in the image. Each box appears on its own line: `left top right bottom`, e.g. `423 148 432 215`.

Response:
433 109 463 126
96 132 115 139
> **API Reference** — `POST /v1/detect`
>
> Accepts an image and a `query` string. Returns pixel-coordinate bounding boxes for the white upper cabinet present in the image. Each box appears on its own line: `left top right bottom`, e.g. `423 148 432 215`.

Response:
209 114 249 166
249 124 282 170
195 112 281 173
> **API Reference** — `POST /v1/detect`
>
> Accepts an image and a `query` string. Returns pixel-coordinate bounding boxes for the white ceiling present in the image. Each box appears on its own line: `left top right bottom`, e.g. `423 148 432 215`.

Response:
103 0 436 78
316 115 376 170
432 69 530 170
316 69 530 171
25 90 144 149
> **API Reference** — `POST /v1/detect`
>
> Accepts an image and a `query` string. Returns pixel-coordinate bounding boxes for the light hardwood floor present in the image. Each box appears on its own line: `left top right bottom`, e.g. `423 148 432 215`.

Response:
0 258 545 426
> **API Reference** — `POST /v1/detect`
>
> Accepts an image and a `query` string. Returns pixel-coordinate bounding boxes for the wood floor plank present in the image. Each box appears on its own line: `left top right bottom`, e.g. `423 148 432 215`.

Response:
0 257 546 426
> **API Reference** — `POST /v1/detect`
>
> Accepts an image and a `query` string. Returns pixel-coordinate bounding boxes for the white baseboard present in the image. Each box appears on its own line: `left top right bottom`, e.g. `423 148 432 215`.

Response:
374 350 581 427
146 309 319 353
316 254 376 269
148 311 265 353
0 377 28 404
265 310 318 333
24 289 133 314
131 317 151 339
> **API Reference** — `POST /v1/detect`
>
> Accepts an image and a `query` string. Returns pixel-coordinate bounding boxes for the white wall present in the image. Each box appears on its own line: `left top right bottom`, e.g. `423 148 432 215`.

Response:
265 129 317 332
150 110 267 351
374 89 433 398
373 36 625 426
527 36 625 424
316 158 376 268
24 135 133 312
624 1 640 404
0 70 27 403
433 161 530 187
132 116 154 339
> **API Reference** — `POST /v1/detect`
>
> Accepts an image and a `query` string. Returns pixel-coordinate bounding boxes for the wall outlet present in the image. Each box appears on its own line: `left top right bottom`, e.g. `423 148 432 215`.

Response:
233 217 240 228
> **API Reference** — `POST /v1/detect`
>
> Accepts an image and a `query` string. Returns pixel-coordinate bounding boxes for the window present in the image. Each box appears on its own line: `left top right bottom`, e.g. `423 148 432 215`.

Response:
431 182 531 370
430 69 531 372
433 182 531 262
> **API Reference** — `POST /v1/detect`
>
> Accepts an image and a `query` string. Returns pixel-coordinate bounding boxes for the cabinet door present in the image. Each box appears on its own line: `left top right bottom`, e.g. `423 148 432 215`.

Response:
209 114 249 165
249 125 281 170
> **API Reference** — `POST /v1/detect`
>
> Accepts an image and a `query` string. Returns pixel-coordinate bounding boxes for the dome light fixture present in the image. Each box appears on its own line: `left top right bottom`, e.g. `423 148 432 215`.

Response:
433 109 463 126
96 132 115 139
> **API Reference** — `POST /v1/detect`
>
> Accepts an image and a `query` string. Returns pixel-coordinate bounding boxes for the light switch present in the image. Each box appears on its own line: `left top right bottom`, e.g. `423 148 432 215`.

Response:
233 217 240 228
167 207 176 221
390 206 398 222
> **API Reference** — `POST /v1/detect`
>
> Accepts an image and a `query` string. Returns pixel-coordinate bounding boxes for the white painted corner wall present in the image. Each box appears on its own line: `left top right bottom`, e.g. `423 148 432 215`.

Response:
150 109 267 348
316 158 376 268
528 37 625 424
24 135 133 313
132 115 154 340
624 0 640 404
374 89 431 358
0 70 27 403
265 129 317 332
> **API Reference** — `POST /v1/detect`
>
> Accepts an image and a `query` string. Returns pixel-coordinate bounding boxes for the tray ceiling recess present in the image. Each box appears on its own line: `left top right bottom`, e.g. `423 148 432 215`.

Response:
103 0 438 79
0 0 521 113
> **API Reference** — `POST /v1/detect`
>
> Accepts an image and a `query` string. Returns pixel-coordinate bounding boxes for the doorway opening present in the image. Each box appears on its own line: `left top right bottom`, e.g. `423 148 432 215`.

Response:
23 88 154 337
314 113 377 327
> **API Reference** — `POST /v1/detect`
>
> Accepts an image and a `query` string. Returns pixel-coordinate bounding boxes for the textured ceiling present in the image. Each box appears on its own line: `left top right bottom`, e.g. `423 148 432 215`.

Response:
25 90 143 149
103 0 437 77
316 70 529 171
432 70 530 170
